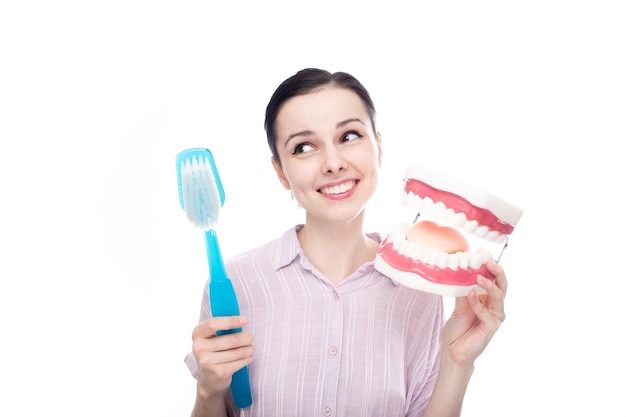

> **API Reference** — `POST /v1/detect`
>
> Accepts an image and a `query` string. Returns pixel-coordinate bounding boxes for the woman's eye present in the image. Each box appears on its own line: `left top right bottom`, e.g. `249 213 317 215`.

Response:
341 131 363 142
293 143 314 154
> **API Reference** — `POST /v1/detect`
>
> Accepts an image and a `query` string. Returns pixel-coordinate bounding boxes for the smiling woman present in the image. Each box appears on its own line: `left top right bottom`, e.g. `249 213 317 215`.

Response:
184 68 510 417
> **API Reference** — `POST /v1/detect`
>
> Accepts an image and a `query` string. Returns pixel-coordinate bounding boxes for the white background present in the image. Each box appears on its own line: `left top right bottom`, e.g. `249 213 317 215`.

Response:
1 1 625 416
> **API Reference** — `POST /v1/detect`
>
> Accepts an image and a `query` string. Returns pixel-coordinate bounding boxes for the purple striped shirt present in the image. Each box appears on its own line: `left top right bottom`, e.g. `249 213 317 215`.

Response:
185 225 444 417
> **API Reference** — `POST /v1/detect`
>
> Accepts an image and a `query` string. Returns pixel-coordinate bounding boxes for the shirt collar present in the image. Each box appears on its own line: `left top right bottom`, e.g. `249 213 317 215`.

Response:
272 225 304 271
272 225 387 278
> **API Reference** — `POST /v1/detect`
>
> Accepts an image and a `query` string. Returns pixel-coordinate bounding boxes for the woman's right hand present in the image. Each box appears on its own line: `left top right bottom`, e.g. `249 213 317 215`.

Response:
191 316 255 402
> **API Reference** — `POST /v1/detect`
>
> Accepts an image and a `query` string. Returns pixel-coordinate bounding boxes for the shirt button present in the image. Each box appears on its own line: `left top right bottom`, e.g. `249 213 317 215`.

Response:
323 407 332 416
329 346 338 355
332 291 339 300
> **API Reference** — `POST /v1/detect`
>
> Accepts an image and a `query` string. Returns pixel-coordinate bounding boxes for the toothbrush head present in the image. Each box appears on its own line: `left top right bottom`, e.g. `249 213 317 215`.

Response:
176 148 225 230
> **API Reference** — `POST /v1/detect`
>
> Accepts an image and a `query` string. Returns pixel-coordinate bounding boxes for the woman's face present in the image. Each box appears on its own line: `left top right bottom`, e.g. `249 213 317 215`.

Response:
272 87 382 225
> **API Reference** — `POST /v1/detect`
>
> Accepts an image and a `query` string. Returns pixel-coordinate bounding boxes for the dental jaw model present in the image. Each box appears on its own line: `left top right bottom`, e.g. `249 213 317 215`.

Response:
375 163 523 297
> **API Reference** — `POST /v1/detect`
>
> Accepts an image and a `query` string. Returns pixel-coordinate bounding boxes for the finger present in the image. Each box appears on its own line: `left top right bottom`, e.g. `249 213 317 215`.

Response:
194 332 255 367
212 331 255 353
471 276 506 324
197 337 255 365
196 347 255 388
487 261 508 296
192 316 248 340
467 292 501 335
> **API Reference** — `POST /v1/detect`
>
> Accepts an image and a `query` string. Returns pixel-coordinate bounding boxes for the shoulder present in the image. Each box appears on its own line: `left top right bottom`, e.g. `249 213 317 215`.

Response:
225 225 301 273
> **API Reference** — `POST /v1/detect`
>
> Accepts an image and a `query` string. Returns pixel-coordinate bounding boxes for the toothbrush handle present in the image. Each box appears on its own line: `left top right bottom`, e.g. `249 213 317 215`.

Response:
206 230 253 409
210 279 253 409
226 356 253 409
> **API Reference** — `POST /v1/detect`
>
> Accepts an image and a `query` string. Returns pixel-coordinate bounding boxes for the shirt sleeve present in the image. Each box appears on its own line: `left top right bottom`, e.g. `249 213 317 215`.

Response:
183 278 212 379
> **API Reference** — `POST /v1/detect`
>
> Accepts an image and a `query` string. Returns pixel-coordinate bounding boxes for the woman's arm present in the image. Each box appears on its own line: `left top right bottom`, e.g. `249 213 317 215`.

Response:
190 391 228 417
423 261 507 417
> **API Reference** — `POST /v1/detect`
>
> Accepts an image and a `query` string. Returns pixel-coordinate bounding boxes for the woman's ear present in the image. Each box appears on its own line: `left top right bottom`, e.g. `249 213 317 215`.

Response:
271 156 291 190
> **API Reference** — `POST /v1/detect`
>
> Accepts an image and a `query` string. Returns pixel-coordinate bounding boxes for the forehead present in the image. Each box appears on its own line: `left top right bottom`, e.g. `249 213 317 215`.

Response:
275 87 371 135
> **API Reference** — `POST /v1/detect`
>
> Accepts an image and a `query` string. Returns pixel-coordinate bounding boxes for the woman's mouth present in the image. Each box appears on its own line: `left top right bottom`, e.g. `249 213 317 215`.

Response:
318 180 358 196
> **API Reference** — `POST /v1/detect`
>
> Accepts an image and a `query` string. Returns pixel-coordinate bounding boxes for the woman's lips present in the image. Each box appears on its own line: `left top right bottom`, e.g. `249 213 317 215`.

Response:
318 179 359 199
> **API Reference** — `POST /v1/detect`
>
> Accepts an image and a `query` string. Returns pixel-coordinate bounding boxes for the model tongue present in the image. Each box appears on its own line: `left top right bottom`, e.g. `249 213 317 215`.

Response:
405 220 469 254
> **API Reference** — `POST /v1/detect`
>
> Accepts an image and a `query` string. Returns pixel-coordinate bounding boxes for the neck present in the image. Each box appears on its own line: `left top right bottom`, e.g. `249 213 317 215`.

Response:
297 213 378 285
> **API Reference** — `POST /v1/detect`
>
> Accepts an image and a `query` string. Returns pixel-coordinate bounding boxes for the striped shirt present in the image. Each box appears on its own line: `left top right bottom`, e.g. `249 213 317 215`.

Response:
185 225 444 417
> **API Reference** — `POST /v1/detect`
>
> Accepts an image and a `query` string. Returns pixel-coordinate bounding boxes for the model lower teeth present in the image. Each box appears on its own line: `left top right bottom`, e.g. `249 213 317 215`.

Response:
390 222 493 271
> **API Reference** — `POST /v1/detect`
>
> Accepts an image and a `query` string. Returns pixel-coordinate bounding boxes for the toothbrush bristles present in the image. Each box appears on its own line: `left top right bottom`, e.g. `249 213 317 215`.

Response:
180 155 221 231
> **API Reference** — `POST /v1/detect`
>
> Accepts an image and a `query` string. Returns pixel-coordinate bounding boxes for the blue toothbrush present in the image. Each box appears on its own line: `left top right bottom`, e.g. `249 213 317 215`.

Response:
176 148 252 409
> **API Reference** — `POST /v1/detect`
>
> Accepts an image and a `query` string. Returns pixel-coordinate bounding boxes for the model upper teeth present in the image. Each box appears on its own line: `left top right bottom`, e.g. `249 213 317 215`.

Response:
388 223 494 271
402 192 508 244
320 181 356 195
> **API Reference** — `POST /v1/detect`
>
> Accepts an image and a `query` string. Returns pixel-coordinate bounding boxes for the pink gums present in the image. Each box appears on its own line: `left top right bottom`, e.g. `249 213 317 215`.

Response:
405 179 515 235
378 238 495 285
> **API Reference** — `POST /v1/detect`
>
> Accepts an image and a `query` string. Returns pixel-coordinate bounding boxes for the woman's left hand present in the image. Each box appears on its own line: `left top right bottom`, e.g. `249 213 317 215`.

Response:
443 261 508 367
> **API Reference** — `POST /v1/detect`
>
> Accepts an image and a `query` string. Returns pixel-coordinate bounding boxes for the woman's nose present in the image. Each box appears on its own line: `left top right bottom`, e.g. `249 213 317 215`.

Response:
321 146 346 173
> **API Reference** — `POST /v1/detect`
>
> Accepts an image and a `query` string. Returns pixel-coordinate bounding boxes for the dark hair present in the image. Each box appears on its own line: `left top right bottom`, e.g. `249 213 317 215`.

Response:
264 68 377 166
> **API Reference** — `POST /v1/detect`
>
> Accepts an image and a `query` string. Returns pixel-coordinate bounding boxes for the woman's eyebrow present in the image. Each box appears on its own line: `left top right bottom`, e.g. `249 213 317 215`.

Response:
284 129 314 148
336 118 365 129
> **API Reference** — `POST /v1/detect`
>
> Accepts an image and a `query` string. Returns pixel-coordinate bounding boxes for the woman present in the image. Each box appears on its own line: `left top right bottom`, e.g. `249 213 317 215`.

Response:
185 68 507 417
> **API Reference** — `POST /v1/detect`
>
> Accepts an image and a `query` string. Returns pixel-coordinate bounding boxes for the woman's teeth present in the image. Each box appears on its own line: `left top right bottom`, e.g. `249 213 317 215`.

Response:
320 180 356 195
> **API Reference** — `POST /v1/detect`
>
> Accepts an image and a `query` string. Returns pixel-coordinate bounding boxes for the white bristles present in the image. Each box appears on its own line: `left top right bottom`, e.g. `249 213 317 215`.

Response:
180 155 221 230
